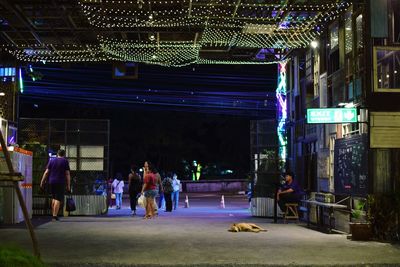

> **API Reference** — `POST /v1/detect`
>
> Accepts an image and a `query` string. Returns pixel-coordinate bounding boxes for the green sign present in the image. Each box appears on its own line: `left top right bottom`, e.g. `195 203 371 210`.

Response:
307 108 358 124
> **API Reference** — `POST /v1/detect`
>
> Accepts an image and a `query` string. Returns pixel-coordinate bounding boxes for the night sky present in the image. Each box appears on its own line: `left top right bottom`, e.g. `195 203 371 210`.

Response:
19 63 277 179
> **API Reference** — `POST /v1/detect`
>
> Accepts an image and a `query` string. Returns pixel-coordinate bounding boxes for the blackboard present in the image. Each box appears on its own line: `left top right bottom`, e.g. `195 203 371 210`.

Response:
334 134 368 196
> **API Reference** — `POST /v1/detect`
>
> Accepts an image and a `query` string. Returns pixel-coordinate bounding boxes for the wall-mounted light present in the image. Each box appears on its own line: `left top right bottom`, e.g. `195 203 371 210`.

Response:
310 40 319 49
0 92 5 96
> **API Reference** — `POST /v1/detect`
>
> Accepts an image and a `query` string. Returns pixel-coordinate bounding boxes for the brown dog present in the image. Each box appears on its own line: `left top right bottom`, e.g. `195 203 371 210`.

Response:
228 223 267 233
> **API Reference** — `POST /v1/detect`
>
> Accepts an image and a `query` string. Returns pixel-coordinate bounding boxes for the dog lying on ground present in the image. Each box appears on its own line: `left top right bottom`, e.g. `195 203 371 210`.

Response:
228 223 267 233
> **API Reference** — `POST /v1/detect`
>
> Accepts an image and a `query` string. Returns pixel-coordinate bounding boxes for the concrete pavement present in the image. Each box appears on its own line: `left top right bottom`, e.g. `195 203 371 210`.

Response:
1 193 400 266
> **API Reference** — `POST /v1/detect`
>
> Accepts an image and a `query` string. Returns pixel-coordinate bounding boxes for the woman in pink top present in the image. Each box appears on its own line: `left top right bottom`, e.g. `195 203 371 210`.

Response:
141 161 158 219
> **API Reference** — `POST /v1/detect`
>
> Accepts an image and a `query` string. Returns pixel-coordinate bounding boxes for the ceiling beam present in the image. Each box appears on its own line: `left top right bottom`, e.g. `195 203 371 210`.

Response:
1 1 44 45
1 32 19 47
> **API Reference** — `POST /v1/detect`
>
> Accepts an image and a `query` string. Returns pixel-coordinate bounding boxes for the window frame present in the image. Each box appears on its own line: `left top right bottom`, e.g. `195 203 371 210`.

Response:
373 46 400 92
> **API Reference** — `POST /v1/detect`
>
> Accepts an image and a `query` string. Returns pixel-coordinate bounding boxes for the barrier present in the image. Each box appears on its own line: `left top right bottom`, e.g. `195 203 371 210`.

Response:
251 197 279 217
64 195 108 216
220 195 225 208
184 195 189 208
182 180 247 193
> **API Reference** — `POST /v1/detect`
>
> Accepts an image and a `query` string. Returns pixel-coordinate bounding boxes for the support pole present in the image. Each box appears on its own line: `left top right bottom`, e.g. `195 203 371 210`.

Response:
0 130 40 258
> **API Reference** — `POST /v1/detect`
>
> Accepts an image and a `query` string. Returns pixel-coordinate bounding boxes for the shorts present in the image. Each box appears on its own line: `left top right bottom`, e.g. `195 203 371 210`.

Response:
50 183 65 201
144 189 157 199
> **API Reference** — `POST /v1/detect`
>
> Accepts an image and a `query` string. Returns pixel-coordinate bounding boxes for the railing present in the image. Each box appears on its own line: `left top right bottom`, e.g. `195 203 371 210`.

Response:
181 179 248 193
32 182 109 216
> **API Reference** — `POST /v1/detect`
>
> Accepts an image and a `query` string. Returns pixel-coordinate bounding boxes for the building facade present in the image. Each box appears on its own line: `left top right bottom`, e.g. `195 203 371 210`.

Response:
286 0 400 234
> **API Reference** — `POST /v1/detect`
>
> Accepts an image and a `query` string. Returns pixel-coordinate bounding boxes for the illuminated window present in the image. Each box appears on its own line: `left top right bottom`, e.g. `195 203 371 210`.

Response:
356 15 363 49
0 67 16 77
373 47 400 92
345 12 353 54
330 23 339 50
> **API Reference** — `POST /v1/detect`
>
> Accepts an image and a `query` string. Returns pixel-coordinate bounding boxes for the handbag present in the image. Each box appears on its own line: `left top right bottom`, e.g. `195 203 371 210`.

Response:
138 194 145 208
66 196 76 212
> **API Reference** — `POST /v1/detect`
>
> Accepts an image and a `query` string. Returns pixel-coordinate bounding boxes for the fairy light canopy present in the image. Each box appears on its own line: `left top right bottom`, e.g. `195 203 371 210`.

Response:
0 0 350 66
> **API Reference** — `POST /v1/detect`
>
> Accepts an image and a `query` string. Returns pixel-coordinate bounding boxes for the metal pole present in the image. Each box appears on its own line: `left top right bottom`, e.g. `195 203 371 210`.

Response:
0 130 40 258
274 186 278 223
13 181 41 258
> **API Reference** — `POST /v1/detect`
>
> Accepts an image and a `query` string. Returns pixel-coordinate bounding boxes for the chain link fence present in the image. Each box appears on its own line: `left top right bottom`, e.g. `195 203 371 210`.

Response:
19 118 110 215
250 119 280 198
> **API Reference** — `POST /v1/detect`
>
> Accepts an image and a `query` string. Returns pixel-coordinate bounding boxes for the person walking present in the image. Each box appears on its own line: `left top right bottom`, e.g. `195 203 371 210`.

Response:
128 165 142 215
171 173 181 210
112 173 124 209
141 162 158 219
40 149 71 222
162 174 174 212
144 161 163 215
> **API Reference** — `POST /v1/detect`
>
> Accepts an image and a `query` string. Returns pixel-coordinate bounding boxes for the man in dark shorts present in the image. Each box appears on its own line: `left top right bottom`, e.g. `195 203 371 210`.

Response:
40 149 71 221
277 171 303 212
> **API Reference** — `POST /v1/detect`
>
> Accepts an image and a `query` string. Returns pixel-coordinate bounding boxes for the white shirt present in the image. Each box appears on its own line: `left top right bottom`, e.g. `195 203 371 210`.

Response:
172 177 180 192
112 179 124 193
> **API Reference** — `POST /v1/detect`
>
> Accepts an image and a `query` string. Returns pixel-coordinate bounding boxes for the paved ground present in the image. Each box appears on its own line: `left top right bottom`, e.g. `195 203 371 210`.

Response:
1 193 400 267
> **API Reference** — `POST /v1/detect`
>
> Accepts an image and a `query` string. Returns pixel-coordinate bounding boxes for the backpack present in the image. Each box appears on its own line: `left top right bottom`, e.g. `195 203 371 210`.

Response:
163 178 173 193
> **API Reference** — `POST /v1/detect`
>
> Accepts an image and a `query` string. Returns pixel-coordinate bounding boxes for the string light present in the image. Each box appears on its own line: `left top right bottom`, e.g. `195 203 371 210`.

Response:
78 0 350 29
2 0 351 66
276 61 288 162
197 59 279 65
100 36 200 67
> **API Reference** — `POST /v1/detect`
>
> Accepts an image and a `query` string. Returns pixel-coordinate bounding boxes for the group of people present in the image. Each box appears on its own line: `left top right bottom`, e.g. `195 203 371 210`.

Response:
111 161 181 218
39 149 301 222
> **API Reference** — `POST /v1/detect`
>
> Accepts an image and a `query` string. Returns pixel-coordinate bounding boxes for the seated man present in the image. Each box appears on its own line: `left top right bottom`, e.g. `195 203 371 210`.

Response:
277 171 303 212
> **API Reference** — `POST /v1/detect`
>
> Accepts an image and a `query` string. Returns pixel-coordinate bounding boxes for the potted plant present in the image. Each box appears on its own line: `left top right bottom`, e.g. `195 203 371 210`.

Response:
349 197 372 241
368 193 400 242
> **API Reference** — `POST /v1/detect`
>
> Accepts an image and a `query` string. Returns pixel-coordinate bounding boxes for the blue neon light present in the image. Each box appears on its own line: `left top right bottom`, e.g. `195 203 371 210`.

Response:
276 62 287 163
19 68 24 93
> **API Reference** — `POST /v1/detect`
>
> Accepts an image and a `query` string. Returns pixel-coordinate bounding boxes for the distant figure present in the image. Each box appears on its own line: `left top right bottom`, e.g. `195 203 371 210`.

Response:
162 174 174 212
246 173 253 207
277 171 303 212
128 165 142 215
171 173 181 210
40 149 71 222
144 161 163 215
93 177 106 196
112 173 125 209
141 162 158 219
156 172 165 209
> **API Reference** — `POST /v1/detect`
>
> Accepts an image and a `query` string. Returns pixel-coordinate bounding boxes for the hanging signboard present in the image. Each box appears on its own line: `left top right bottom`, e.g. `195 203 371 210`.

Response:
306 108 357 124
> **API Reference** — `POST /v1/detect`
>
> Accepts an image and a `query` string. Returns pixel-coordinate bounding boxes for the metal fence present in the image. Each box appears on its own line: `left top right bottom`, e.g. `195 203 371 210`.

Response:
250 119 280 198
18 118 110 215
